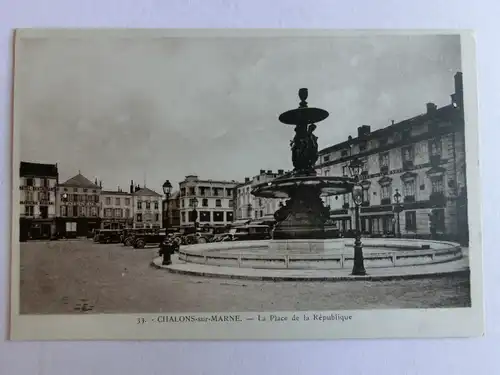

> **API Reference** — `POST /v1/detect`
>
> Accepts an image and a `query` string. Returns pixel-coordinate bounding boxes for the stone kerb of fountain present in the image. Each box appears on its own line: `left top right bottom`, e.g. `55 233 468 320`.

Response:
178 239 463 270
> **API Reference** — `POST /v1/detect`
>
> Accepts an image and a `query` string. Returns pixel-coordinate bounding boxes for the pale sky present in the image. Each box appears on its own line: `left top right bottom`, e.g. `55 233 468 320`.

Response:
15 33 461 193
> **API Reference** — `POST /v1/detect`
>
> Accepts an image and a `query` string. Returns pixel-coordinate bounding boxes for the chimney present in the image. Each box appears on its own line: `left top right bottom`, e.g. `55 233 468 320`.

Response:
453 72 464 108
99 180 102 188
94 178 98 185
426 102 437 114
245 177 250 183
357 125 371 138
259 169 265 174
130 180 134 194
278 169 284 175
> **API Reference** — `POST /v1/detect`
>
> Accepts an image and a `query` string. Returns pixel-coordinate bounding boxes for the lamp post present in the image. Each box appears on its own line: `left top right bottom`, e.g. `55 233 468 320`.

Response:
393 188 403 238
349 158 367 276
191 197 199 233
162 180 172 234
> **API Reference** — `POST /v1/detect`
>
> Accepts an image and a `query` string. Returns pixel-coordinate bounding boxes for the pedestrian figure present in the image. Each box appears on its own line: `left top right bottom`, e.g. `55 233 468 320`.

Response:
159 234 176 265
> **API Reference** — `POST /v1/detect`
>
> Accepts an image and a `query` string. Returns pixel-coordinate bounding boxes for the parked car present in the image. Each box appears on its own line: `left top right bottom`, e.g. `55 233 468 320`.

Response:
97 229 123 244
133 229 168 249
229 224 271 241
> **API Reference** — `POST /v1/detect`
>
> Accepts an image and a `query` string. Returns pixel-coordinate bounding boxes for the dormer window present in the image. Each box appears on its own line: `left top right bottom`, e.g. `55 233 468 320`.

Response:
341 150 349 157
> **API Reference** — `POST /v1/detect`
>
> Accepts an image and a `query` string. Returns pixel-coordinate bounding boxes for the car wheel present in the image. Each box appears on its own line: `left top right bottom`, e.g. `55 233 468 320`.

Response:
134 239 145 249
124 237 132 246
198 237 207 244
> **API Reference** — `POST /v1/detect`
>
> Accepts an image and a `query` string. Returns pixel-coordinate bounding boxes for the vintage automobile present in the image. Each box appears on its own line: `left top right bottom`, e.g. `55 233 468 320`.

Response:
122 228 154 246
93 229 102 242
133 229 169 249
229 224 271 241
97 229 123 244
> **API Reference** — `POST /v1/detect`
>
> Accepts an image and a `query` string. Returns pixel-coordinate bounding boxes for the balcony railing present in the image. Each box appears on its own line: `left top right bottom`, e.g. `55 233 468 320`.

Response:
429 191 446 206
404 195 415 203
402 160 414 171
430 154 442 166
380 198 391 205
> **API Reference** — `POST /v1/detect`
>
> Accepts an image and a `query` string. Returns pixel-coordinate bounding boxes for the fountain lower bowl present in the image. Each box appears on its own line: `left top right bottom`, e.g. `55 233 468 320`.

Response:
178 239 463 270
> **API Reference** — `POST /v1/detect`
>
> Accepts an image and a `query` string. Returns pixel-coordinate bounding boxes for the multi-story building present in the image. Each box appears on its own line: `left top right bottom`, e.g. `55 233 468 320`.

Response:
179 175 239 229
56 173 102 237
19 162 58 241
315 72 467 243
130 181 163 229
100 188 133 229
234 169 287 225
162 191 181 229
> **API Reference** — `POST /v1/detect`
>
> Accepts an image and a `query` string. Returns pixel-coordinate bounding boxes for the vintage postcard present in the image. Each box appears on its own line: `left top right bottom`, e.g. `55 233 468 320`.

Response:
9 29 483 340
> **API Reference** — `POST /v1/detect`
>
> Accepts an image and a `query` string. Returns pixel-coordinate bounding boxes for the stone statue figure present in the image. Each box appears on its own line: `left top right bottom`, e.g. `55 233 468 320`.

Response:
290 122 319 174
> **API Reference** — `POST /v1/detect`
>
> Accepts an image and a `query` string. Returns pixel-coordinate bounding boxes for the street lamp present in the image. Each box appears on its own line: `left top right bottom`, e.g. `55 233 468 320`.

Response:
393 188 403 238
348 158 367 276
162 180 172 234
191 197 199 233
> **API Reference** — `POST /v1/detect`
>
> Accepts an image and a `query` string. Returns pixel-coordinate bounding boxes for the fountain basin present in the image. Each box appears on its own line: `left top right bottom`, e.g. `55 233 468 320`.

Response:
269 239 345 252
178 239 463 270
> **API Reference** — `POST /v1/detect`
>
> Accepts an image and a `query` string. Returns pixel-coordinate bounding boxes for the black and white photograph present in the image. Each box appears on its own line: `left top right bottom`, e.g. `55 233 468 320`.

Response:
9 29 483 340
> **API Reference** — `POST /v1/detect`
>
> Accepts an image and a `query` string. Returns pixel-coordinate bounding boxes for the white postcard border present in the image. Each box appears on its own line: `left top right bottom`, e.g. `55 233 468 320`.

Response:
9 29 483 341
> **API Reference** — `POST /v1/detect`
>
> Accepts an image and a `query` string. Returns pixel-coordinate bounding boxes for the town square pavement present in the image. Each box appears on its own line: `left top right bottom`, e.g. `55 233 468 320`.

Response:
19 240 471 314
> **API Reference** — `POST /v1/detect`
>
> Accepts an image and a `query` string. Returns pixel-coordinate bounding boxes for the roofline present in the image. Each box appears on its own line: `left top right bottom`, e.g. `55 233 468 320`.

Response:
318 104 455 155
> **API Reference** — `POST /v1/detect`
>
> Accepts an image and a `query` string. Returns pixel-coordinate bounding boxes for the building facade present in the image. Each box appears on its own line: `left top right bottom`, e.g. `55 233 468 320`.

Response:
100 188 133 229
131 183 163 229
179 175 238 229
162 191 180 230
235 169 287 224
19 162 58 241
56 173 102 237
316 72 467 243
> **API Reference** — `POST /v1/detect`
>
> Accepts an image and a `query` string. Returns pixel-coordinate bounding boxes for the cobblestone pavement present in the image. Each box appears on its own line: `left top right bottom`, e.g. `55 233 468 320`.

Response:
19 240 471 314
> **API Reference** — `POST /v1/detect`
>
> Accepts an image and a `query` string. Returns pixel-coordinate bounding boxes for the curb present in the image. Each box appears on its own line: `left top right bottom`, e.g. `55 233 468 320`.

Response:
150 258 470 282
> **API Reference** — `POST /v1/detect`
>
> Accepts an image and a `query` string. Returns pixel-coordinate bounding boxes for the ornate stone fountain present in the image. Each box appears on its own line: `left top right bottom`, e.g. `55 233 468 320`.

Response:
252 88 355 242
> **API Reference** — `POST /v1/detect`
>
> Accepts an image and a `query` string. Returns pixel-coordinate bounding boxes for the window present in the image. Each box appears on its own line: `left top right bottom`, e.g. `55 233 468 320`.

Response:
342 166 348 177
431 177 444 193
91 207 97 217
226 212 233 222
181 200 185 208
106 197 111 205
379 152 390 167
105 208 112 217
137 201 142 209
154 202 159 210
83 188 88 193
94 195 99 203
115 198 120 205
125 198 130 205
78 206 86 217
213 188 219 196
202 198 208 207
260 210 263 217
213 211 224 222
342 194 349 208
405 211 417 230
60 205 67 217
403 180 416 198
362 189 370 203
73 188 78 192
215 199 222 207
72 206 78 217
92 190 97 193
26 178 34 186
115 208 122 217
430 138 442 156
200 187 206 196
42 178 49 188
199 211 210 222
227 189 232 197
189 187 195 195
136 213 143 222
146 201 151 209
25 191 34 202
323 155 330 162
228 199 233 208
381 185 391 200
402 146 414 162
324 169 330 176
25 205 34 216
341 150 348 157
181 212 185 223
155 214 160 221
125 208 130 218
